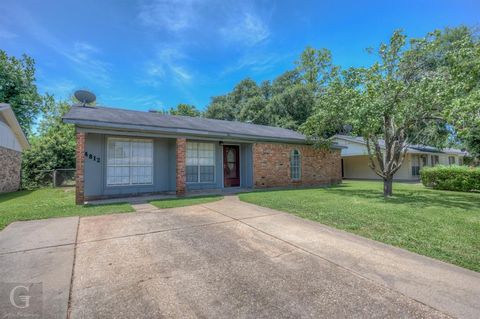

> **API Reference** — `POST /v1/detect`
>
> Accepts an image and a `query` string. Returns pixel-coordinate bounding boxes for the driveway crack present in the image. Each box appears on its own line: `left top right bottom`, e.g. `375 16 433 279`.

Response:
66 217 80 319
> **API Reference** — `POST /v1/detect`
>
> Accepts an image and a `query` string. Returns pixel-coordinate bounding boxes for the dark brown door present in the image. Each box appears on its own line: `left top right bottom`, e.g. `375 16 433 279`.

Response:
223 145 240 187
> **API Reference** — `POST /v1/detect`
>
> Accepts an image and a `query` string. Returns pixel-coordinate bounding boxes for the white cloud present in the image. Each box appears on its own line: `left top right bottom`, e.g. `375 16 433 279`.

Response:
139 46 193 86
146 63 166 78
138 0 197 32
222 51 291 76
3 5 111 87
66 41 111 86
37 78 76 99
171 65 192 82
138 0 271 47
220 13 270 46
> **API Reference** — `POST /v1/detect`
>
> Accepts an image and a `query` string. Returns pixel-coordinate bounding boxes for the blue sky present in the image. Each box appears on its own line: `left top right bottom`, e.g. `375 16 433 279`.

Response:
1 0 478 112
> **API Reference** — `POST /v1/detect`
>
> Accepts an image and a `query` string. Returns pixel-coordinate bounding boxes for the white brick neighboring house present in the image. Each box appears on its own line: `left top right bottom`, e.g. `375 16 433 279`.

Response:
0 104 30 193
333 135 468 181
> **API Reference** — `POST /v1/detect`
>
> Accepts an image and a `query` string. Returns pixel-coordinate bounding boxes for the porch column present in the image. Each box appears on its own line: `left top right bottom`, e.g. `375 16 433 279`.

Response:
75 131 86 205
176 137 186 196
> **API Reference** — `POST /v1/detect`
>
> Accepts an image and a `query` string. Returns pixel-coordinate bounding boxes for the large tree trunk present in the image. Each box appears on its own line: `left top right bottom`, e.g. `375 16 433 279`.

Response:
365 114 409 198
383 176 393 197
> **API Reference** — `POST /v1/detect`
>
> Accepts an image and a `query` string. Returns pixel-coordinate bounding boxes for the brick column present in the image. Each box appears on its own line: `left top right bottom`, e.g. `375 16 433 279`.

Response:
176 137 186 196
75 132 86 205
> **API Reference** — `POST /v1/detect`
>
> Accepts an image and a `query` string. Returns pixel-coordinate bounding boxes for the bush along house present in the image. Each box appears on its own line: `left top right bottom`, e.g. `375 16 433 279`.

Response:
63 103 343 204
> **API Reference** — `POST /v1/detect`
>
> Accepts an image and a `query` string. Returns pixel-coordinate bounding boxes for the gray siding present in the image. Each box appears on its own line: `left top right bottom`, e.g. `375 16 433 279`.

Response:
84 133 176 197
83 133 254 197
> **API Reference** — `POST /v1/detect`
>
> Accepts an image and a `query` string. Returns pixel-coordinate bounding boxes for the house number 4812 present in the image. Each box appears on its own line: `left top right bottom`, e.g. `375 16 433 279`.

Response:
84 151 101 163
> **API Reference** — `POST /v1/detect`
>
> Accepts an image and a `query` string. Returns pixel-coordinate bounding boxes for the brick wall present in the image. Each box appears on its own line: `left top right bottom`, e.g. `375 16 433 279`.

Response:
176 137 186 195
0 146 22 193
252 142 342 188
75 132 86 204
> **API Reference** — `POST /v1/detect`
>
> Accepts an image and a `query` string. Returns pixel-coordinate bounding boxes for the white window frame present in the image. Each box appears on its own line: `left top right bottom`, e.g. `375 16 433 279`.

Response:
106 137 154 186
290 149 301 181
186 142 216 183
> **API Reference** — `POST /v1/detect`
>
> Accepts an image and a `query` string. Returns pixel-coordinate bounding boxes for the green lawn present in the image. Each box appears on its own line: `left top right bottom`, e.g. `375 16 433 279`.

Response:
239 181 480 272
0 188 133 230
150 195 223 209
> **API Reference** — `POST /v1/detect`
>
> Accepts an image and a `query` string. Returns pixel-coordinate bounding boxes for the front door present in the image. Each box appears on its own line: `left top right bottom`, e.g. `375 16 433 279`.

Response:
223 145 240 187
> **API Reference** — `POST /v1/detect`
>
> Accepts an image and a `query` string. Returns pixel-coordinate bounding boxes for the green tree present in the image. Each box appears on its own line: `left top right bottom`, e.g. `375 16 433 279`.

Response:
296 47 336 91
167 103 201 117
303 30 453 197
21 98 76 188
204 95 236 120
413 27 480 158
269 84 315 130
0 50 44 134
205 78 264 122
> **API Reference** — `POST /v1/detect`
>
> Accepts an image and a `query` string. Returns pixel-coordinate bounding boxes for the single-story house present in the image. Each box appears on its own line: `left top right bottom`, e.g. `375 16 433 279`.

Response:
333 135 467 181
0 103 30 193
63 105 343 204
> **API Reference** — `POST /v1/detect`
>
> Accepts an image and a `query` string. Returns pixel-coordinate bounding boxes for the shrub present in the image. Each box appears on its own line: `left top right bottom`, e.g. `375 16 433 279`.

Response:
420 165 480 192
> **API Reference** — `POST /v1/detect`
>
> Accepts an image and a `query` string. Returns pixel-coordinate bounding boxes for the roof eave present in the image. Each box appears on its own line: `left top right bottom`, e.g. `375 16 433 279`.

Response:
63 118 310 144
0 103 30 150
333 135 466 155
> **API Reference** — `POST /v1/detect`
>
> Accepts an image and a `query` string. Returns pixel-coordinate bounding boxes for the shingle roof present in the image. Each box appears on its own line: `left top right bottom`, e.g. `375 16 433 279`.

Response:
334 135 467 155
63 105 308 143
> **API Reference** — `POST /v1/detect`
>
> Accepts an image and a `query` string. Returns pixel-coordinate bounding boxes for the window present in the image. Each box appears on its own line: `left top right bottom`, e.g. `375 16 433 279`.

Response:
106 138 153 186
186 142 215 183
448 156 456 165
412 166 420 176
431 155 439 166
290 149 301 180
421 155 428 167
411 155 420 176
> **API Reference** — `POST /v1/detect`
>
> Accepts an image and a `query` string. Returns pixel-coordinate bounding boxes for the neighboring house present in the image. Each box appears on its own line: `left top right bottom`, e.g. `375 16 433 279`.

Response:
0 104 30 193
63 105 343 204
333 135 467 181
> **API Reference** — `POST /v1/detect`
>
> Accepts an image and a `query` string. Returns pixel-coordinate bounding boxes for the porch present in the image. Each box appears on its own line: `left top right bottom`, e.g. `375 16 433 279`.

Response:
77 131 254 204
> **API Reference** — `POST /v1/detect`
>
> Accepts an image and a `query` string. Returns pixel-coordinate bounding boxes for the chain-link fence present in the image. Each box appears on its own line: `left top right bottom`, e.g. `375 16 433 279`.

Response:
38 168 76 187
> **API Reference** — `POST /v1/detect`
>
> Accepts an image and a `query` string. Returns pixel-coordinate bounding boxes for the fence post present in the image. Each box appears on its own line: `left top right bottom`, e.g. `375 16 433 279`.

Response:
53 169 57 188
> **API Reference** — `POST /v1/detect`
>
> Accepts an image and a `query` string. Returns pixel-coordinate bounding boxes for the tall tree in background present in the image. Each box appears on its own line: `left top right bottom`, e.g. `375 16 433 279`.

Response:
0 50 44 134
21 98 76 188
167 103 201 117
413 27 480 158
204 50 338 130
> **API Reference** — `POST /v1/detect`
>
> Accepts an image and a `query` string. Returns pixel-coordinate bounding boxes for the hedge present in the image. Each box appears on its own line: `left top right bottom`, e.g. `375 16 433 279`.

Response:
420 165 480 192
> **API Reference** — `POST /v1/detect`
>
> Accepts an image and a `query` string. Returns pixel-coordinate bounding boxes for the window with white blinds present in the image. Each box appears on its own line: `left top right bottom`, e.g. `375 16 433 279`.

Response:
186 142 215 183
106 138 153 186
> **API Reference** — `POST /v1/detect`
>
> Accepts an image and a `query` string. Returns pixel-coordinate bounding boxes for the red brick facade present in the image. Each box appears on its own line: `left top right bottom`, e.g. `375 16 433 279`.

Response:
75 132 86 204
176 137 187 195
252 142 342 188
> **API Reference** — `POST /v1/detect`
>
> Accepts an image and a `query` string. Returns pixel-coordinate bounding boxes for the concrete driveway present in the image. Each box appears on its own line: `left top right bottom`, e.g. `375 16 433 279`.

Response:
1 196 479 318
